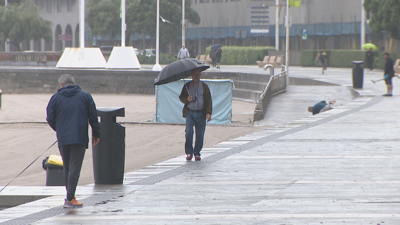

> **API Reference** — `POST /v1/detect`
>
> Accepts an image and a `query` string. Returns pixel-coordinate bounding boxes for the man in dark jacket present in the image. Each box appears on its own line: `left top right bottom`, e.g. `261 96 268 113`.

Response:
365 48 374 73
179 68 212 161
308 100 335 115
46 74 100 208
383 53 395 96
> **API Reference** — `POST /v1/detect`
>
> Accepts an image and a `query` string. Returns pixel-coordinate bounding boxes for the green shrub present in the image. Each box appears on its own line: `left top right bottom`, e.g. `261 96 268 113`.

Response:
301 50 400 69
374 52 400 70
205 46 275 65
137 54 176 64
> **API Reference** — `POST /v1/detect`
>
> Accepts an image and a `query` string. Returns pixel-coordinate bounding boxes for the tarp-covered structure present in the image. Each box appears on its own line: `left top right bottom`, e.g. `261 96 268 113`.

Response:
155 79 233 124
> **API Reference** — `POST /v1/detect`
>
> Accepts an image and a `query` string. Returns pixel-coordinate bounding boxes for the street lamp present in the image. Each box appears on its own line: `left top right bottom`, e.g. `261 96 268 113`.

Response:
182 0 185 47
276 0 279 51
285 0 290 81
361 0 366 49
152 0 162 71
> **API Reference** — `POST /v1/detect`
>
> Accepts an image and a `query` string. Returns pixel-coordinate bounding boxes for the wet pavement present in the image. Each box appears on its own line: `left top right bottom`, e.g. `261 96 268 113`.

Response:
2 65 400 224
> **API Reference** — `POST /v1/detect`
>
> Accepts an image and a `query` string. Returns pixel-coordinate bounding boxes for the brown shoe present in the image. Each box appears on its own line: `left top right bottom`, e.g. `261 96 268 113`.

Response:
64 197 83 208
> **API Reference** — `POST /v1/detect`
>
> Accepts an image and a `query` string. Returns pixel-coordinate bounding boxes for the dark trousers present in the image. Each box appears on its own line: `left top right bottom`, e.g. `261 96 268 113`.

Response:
59 144 86 201
185 110 207 156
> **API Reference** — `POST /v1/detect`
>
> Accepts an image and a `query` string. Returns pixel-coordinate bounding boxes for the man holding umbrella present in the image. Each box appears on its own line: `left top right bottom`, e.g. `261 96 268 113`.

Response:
154 58 211 161
179 68 212 161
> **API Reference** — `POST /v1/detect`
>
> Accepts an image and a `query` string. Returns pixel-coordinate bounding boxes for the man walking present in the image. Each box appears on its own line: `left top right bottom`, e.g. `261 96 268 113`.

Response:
177 44 190 60
365 48 375 73
179 69 212 161
383 53 395 96
46 74 100 208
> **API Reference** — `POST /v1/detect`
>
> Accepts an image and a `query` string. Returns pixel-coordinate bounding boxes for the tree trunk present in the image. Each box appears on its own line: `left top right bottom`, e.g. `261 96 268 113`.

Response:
12 42 21 51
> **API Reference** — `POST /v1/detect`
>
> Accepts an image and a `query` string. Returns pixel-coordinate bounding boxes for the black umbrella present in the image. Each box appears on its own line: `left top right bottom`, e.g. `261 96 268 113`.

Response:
211 44 222 51
154 58 210 86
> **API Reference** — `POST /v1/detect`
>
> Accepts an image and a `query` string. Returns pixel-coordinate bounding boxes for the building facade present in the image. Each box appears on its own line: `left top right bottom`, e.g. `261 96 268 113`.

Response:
8 0 399 54
185 0 394 54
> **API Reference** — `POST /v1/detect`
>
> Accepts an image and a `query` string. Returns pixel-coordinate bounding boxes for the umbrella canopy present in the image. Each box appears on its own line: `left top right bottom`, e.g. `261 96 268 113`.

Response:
211 44 222 51
362 43 378 50
154 58 210 86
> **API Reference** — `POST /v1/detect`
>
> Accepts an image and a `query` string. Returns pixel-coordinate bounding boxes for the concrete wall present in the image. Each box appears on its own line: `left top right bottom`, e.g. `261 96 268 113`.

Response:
0 69 159 94
0 69 256 95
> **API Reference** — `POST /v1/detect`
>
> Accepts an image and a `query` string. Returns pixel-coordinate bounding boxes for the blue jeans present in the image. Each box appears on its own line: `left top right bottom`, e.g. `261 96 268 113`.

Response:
185 110 207 156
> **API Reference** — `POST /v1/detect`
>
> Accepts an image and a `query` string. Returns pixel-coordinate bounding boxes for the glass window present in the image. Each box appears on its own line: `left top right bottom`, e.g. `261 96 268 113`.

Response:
212 0 223 2
57 0 63 12
199 0 210 3
67 0 72 12
46 0 52 13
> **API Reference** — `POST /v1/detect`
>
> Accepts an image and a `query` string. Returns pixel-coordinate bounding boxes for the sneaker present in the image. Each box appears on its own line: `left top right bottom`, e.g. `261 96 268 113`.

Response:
382 93 393 97
186 154 193 161
195 155 201 161
64 197 83 208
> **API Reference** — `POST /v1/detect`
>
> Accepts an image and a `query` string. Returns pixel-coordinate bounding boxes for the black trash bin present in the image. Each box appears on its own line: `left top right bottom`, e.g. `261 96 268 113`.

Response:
352 61 364 89
42 156 65 186
93 107 125 184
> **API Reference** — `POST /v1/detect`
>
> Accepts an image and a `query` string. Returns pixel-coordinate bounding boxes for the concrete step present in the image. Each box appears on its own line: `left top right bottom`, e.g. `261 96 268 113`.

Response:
233 80 267 91
236 73 270 83
232 88 262 102
204 72 270 83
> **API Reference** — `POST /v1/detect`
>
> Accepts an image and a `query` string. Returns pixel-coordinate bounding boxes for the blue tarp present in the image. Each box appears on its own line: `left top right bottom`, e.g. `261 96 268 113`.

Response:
155 79 233 124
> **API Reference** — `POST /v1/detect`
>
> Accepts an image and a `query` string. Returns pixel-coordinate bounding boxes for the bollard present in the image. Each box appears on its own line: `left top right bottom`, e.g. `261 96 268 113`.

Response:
352 61 364 89
92 107 125 184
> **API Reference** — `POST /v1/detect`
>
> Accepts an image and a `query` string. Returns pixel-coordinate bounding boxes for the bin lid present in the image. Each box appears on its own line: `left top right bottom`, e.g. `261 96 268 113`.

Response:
352 61 364 64
96 107 125 117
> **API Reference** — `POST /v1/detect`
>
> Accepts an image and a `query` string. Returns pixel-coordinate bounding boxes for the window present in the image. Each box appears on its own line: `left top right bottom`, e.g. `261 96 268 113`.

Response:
212 0 223 2
57 0 63 12
199 0 210 3
46 0 52 13
67 0 73 12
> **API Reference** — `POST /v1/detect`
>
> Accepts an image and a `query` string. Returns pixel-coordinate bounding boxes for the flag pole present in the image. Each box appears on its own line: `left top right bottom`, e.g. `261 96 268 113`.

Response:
152 0 162 71
121 0 126 47
285 0 290 84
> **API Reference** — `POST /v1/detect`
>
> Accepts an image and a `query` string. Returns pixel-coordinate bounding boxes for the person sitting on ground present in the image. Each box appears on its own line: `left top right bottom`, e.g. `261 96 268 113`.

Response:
308 100 335 115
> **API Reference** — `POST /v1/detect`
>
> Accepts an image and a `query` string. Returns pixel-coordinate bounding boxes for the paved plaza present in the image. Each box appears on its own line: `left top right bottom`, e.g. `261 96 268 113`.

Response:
1 65 400 224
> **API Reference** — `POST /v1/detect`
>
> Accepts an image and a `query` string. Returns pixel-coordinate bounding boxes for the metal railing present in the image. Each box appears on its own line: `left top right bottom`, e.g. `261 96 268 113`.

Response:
253 64 287 121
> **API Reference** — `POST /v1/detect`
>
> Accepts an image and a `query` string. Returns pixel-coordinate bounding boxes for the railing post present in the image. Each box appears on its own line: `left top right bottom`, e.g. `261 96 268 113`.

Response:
263 64 274 76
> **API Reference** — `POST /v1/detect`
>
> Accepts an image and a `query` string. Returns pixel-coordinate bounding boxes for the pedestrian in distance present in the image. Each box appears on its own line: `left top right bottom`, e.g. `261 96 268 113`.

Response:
215 46 222 69
210 50 217 67
383 52 395 96
179 68 212 161
365 48 375 73
308 100 335 115
46 74 100 208
317 52 328 74
189 45 197 59
177 44 190 60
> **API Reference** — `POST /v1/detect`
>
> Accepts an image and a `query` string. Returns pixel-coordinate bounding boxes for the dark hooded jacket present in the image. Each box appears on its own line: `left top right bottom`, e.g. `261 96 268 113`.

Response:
46 85 100 148
311 101 328 115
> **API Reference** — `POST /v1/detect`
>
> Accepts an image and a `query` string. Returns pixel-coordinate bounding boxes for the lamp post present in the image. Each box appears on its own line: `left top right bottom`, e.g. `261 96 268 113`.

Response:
182 0 185 47
360 0 365 49
4 0 8 52
121 0 126 47
152 0 162 71
285 0 290 82
276 0 279 51
79 0 84 49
